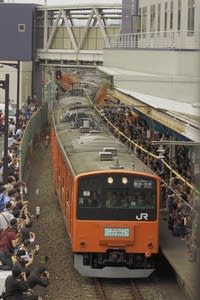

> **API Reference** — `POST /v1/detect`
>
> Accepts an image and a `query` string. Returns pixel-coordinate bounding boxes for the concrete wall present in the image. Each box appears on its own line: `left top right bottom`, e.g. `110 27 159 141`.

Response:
139 0 200 33
20 61 33 105
0 63 17 105
0 61 32 107
104 49 200 77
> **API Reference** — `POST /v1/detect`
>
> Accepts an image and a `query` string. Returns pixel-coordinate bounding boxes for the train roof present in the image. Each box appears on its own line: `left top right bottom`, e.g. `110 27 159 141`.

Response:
52 96 157 177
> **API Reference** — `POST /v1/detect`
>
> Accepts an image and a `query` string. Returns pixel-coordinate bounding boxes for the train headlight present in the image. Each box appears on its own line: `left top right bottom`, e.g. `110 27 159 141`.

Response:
107 177 114 184
122 177 128 184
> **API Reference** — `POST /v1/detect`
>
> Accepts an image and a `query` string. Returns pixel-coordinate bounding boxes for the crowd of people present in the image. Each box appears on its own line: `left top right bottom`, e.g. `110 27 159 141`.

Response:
0 98 49 300
101 104 198 261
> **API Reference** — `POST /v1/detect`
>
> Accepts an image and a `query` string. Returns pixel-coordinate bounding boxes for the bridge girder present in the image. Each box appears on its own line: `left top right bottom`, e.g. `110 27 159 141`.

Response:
35 2 122 65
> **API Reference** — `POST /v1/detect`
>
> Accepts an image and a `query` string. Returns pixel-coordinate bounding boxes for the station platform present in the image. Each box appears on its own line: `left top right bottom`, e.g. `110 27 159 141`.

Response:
0 270 11 295
160 218 197 300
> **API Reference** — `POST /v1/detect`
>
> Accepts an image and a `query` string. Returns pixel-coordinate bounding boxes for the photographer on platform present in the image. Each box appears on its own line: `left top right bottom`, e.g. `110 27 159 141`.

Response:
28 266 49 290
3 266 42 299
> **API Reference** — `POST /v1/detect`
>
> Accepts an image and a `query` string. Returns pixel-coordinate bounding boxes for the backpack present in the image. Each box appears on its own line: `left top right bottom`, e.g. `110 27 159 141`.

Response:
0 286 6 299
0 292 6 299
0 194 5 212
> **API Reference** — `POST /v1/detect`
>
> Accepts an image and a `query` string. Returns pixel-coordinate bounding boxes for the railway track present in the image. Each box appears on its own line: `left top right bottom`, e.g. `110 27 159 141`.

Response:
94 279 144 300
28 138 189 300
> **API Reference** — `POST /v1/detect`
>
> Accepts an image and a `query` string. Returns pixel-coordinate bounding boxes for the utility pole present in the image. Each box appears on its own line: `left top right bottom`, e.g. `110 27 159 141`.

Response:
0 74 9 184
0 61 20 129
16 60 20 129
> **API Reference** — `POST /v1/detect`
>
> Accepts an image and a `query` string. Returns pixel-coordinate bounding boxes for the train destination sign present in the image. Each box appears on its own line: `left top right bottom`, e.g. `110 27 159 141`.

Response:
104 227 130 237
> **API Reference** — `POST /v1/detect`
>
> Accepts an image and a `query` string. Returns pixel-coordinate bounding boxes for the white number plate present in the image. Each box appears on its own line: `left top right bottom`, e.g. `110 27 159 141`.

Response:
104 228 130 237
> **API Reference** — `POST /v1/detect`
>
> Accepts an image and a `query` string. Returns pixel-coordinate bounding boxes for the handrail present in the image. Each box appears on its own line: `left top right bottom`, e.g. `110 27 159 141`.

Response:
105 30 200 50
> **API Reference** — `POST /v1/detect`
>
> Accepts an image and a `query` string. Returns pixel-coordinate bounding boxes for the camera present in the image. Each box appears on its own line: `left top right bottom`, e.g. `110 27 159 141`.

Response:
35 245 40 254
42 270 49 278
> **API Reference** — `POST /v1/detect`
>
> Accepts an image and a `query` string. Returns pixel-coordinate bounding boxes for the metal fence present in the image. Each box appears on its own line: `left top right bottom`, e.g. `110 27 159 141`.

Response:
20 103 48 181
105 30 200 50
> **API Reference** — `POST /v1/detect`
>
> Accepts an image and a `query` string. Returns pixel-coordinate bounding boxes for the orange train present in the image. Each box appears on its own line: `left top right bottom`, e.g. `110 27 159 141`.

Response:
51 95 160 278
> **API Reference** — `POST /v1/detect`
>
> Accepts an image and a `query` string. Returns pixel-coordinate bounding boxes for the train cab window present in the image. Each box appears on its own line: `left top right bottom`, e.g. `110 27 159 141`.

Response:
79 197 99 207
77 174 157 221
78 191 100 208
105 190 154 209
106 191 129 208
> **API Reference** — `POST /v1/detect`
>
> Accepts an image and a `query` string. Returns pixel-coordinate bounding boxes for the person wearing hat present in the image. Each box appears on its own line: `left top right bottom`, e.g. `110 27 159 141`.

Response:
4 265 43 299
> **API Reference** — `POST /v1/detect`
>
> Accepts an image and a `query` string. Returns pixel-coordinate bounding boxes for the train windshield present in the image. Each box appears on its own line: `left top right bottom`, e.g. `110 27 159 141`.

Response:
77 174 158 221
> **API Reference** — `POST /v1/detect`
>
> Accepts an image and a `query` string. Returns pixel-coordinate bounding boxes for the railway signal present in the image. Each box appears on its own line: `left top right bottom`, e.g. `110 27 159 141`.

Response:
55 69 62 80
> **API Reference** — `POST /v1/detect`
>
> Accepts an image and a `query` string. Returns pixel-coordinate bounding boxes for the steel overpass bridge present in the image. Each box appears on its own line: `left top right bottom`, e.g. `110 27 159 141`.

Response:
35 1 122 65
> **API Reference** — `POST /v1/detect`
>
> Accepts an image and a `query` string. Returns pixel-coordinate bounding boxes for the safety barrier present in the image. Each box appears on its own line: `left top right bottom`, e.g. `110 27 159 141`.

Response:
19 103 48 181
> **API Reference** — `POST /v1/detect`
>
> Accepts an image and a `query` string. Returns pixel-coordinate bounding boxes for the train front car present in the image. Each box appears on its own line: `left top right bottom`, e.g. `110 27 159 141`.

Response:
51 94 160 279
73 171 160 278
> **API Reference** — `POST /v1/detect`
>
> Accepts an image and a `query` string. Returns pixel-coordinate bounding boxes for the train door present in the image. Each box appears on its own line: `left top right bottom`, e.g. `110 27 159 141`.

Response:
56 154 63 204
61 165 66 215
65 171 73 239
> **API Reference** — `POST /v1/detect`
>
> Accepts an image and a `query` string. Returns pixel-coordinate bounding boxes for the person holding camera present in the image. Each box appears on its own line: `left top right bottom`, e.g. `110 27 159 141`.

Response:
3 265 43 300
18 239 37 268
28 266 49 290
